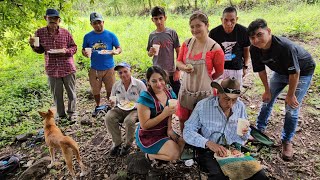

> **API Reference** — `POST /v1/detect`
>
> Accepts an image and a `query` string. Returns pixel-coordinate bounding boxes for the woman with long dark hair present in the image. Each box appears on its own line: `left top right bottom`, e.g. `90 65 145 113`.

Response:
135 66 185 161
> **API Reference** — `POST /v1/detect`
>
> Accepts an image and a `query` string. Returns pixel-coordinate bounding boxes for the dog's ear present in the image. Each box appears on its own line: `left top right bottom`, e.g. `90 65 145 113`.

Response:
48 109 54 116
38 111 46 118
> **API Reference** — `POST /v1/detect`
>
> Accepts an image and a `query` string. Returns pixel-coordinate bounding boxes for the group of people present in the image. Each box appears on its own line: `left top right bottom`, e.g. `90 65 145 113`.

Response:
29 6 316 179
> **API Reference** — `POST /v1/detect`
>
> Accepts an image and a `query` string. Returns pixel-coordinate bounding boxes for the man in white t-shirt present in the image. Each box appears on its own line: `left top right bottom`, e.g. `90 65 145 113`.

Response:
104 62 147 156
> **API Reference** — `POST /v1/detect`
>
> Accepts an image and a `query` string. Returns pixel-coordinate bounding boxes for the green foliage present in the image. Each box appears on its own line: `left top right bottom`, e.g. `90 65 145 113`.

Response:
0 2 320 148
0 0 77 56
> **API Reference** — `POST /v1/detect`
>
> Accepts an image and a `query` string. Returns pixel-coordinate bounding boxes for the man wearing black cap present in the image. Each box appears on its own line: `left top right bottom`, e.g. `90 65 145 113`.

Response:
183 77 267 179
29 8 77 121
104 62 146 156
82 12 122 117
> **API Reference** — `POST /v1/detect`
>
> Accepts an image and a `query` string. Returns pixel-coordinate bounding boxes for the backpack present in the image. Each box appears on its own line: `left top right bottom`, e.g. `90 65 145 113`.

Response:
0 155 20 179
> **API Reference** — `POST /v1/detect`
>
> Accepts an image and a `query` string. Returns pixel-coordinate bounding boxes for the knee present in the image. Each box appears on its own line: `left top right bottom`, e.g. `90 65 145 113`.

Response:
285 105 299 117
124 118 136 127
167 145 180 161
104 112 118 127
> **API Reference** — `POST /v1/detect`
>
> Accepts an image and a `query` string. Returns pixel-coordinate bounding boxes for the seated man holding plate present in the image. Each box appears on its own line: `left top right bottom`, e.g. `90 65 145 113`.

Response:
183 77 268 180
105 62 147 156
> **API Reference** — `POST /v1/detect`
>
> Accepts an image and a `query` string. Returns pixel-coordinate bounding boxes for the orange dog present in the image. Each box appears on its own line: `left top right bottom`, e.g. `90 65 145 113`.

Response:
39 109 87 179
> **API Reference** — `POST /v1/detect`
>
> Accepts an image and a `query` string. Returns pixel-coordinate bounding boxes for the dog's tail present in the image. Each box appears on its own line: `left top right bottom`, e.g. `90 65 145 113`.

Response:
61 136 87 175
61 136 81 160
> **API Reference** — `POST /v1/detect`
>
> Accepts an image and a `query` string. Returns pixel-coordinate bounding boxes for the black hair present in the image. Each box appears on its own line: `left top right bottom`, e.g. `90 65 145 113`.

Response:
247 18 268 37
222 6 237 16
146 66 168 99
151 6 166 17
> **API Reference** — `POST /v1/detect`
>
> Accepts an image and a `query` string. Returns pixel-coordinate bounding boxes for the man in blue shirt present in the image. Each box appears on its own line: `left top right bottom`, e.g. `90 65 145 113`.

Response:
183 77 267 179
82 12 122 116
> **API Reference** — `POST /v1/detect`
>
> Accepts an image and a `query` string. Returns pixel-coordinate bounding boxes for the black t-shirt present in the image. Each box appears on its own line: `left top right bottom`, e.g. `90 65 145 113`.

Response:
209 24 250 70
250 35 316 76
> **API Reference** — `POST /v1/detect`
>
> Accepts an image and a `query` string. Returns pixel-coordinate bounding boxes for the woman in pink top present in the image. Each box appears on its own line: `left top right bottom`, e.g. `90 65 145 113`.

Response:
176 11 224 131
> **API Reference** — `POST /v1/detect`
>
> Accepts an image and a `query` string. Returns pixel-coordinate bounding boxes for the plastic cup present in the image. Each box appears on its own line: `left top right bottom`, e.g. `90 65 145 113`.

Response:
152 44 160 56
168 99 177 107
110 96 116 102
184 159 194 167
237 118 250 136
85 48 92 58
34 37 39 47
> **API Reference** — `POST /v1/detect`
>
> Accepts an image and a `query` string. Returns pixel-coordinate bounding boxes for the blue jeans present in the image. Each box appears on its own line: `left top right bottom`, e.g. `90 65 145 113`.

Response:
256 72 313 142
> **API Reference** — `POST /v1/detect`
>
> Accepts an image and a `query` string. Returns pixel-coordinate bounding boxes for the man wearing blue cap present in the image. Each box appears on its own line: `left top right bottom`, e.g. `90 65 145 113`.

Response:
82 12 122 117
105 62 146 156
29 8 78 121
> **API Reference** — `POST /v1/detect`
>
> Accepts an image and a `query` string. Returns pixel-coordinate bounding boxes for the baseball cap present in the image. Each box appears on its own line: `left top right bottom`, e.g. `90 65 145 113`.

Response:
90 12 103 23
46 8 60 17
211 77 242 98
114 62 131 71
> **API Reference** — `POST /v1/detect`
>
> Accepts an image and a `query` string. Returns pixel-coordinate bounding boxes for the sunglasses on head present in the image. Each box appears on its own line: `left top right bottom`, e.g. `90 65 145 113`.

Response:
223 88 241 94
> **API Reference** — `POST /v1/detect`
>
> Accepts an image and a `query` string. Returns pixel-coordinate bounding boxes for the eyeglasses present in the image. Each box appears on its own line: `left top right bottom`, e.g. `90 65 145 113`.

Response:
223 88 241 94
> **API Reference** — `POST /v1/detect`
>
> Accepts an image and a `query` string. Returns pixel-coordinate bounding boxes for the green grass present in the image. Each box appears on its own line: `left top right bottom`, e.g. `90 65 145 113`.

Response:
0 3 320 148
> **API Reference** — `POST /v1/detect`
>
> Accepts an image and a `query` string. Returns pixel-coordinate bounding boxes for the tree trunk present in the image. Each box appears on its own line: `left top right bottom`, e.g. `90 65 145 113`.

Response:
187 0 191 7
229 0 233 6
148 0 151 9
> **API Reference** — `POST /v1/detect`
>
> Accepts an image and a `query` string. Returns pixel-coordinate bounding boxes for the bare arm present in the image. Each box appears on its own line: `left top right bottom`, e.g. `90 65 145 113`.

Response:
243 47 250 66
258 70 271 102
137 104 174 130
243 47 250 77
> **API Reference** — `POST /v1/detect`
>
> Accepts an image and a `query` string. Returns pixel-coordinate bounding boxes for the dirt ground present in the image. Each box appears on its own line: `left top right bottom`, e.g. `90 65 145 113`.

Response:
1 39 319 180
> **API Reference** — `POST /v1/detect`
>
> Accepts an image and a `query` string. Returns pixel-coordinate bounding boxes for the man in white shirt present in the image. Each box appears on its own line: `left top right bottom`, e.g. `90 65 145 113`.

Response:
105 62 147 156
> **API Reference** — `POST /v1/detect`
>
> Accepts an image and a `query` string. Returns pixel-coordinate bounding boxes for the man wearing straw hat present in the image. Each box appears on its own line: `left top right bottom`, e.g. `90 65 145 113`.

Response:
183 77 267 179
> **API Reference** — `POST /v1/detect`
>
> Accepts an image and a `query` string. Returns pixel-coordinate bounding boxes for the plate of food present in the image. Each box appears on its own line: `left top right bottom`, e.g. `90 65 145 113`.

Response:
118 100 136 111
214 149 244 160
48 49 65 54
98 50 113 54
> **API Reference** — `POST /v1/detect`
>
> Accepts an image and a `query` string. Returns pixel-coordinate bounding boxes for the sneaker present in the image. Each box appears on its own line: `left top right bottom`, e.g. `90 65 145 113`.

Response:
282 141 293 161
110 145 121 156
120 145 132 156
92 105 107 117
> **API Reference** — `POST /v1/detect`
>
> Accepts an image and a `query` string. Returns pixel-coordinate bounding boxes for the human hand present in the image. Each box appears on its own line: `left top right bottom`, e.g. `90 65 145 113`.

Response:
206 141 228 157
242 126 249 136
82 49 90 58
173 70 181 81
111 50 120 55
262 90 271 103
163 106 176 117
184 64 194 74
285 94 299 109
148 47 156 56
167 129 179 143
243 68 247 77
29 35 35 46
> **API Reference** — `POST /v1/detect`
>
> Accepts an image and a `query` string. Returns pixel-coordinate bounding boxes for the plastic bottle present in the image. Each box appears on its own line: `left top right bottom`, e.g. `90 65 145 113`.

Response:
0 160 8 166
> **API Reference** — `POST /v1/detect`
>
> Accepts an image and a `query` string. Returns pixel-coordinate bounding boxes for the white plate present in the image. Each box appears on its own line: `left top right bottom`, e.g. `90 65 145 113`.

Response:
117 101 136 111
48 49 65 54
98 50 113 54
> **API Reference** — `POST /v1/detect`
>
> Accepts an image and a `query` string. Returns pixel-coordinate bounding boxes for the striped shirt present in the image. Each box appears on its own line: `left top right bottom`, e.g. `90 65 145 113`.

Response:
183 96 250 148
32 26 77 77
111 76 147 102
